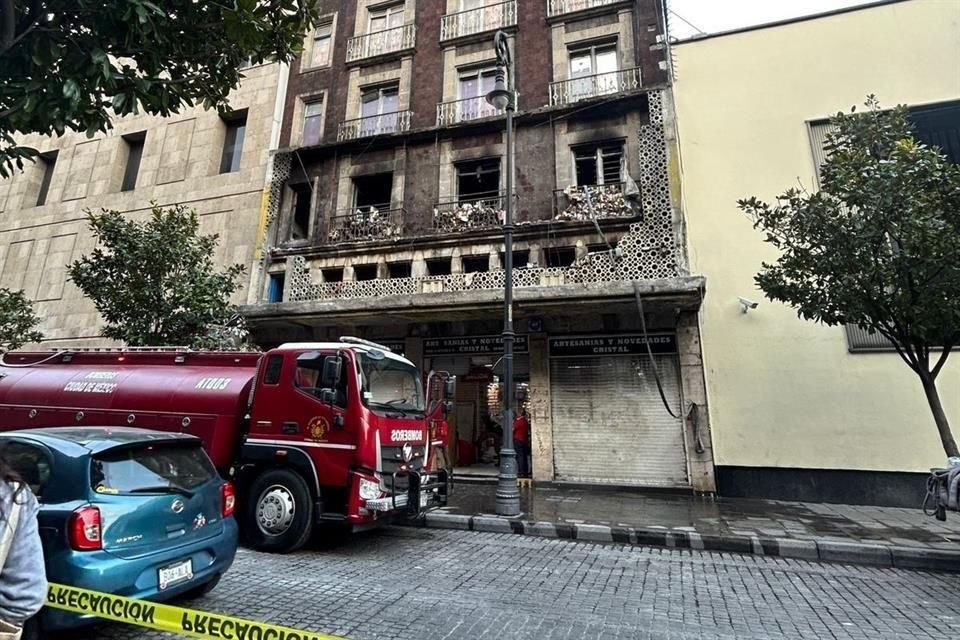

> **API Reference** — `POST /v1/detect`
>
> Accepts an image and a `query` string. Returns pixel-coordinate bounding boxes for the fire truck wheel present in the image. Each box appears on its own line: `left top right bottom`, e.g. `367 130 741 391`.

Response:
245 468 314 553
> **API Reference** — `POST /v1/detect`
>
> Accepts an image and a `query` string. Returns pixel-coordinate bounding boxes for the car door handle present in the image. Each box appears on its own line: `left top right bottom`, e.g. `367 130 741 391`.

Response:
282 422 299 434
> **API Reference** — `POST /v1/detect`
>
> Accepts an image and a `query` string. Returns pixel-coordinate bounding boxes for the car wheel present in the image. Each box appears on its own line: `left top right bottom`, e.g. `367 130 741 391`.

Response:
244 468 313 553
184 574 221 599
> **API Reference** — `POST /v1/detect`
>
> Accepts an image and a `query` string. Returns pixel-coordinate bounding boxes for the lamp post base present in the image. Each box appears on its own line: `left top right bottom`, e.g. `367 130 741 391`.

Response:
496 446 521 516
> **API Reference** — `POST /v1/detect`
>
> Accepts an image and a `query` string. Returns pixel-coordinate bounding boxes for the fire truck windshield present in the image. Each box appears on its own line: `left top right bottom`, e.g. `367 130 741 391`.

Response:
358 353 424 416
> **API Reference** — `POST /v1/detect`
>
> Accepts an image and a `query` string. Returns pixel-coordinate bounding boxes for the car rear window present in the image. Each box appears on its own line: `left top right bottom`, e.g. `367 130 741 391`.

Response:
91 443 216 494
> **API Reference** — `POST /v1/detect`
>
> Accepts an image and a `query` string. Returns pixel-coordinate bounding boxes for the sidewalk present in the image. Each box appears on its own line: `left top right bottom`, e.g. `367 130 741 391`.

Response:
418 482 960 572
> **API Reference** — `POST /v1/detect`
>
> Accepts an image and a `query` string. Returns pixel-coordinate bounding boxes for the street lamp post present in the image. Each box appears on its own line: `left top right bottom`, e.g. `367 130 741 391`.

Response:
486 31 520 517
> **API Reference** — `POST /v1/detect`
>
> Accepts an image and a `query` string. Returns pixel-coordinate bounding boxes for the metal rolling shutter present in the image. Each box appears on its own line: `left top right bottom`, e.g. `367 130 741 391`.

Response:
550 355 688 487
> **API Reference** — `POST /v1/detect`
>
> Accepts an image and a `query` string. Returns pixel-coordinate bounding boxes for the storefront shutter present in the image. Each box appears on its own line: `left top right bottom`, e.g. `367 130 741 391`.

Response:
549 355 688 487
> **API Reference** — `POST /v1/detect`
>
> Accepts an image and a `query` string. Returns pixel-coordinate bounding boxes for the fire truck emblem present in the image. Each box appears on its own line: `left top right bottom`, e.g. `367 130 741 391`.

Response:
307 416 330 442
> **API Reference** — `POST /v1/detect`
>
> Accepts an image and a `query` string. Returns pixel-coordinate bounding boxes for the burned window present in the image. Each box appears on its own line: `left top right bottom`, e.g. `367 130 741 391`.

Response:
322 267 344 283
354 264 378 281
426 257 452 276
457 158 501 203
462 255 489 273
500 250 529 269
574 141 624 186
388 261 412 278
545 246 577 268
288 183 313 241
353 173 393 212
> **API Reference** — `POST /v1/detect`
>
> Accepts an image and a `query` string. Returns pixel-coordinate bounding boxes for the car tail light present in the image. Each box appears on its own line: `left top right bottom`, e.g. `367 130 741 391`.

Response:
221 482 235 518
69 506 101 551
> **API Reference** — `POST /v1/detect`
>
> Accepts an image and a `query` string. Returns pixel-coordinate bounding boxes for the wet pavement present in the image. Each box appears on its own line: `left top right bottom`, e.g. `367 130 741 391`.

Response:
442 481 960 550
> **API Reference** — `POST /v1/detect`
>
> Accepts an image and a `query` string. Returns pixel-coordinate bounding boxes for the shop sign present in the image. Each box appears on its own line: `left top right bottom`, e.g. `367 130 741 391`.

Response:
380 340 406 354
424 335 529 356
549 334 677 357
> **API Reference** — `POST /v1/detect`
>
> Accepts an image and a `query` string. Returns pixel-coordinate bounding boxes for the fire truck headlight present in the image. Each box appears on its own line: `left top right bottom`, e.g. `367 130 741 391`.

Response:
359 478 381 501
402 442 413 463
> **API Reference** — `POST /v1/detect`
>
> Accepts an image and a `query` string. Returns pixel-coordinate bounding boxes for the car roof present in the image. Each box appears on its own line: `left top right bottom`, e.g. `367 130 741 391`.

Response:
0 427 200 454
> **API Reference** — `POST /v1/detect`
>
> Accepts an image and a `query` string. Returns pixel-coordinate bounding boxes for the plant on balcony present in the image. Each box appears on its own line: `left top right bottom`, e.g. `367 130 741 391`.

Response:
433 200 504 231
329 206 401 243
556 184 632 221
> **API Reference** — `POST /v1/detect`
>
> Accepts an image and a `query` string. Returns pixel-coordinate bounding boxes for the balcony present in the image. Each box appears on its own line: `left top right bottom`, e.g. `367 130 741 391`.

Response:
436 96 504 126
433 195 505 233
549 67 642 106
346 24 416 63
440 0 517 41
553 183 640 221
337 110 413 141
547 0 623 18
327 207 405 244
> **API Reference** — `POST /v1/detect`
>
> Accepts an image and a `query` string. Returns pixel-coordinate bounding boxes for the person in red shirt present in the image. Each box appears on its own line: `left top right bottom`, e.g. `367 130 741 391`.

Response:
513 409 531 478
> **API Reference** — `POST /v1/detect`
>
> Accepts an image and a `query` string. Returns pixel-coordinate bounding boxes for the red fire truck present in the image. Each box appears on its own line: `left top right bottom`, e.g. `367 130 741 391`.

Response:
0 338 453 553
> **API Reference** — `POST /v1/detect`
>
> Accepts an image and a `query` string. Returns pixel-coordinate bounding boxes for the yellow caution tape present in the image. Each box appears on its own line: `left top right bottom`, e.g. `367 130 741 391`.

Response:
46 582 343 640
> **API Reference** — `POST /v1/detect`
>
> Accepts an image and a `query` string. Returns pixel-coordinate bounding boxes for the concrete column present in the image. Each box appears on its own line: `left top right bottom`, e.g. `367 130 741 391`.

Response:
677 311 716 493
404 336 424 371
528 332 554 482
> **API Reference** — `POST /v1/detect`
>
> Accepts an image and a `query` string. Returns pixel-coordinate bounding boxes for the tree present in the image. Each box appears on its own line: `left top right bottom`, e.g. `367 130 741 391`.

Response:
68 204 246 347
0 288 42 351
739 97 960 459
0 0 317 176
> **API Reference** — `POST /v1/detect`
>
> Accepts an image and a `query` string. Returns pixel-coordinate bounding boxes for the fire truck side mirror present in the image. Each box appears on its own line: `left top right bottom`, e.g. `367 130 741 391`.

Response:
321 356 342 389
443 400 454 415
444 376 456 398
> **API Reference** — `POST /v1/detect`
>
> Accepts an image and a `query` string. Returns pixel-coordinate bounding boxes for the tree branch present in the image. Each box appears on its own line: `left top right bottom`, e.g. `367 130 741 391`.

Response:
0 0 15 53
931 343 954 379
0 0 45 58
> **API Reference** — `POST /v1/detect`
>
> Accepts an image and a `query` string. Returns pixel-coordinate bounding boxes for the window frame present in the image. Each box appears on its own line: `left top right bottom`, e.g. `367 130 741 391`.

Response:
368 3 405 33
309 18 335 69
219 111 248 174
456 157 502 202
301 98 325 147
572 140 625 187
35 150 58 207
121 132 146 192
568 41 619 79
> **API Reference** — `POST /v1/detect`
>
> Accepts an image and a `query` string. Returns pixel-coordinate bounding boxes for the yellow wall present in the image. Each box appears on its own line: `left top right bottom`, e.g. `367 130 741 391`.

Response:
673 0 960 473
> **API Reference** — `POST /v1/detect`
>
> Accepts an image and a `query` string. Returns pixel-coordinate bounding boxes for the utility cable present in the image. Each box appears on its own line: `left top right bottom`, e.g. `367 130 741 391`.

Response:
633 281 681 419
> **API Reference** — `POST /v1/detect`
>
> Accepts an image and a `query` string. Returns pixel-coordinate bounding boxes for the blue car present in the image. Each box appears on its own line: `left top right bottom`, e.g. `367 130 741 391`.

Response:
0 427 239 633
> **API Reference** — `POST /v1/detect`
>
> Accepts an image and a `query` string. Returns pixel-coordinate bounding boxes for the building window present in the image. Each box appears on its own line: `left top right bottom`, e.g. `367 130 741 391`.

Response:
388 261 412 278
462 255 489 273
267 273 285 303
500 250 529 268
288 182 313 240
354 264 378 281
546 246 577 268
574 141 624 186
911 101 960 163
568 42 618 100
322 267 344 283
310 19 334 68
369 4 405 33
219 112 247 174
359 84 400 136
427 257 452 276
457 158 501 202
35 150 58 206
302 99 324 146
121 132 146 192
354 173 393 211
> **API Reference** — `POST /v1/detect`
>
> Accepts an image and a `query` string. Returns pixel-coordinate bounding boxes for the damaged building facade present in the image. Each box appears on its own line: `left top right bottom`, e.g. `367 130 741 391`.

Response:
244 0 714 490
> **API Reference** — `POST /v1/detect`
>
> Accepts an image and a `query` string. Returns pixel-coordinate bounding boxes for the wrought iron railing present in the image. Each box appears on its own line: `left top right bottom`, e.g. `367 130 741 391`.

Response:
337 110 413 141
346 24 416 62
440 0 517 40
436 96 504 126
553 183 640 221
433 195 505 232
547 0 622 17
549 67 642 106
327 207 405 243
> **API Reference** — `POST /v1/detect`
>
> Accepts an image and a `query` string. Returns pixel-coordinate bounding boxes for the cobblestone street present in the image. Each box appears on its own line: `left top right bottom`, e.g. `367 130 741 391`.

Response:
71 526 959 640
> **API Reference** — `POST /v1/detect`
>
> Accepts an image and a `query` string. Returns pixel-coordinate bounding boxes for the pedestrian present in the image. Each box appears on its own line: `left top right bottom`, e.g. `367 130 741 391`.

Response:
0 454 48 640
513 409 531 478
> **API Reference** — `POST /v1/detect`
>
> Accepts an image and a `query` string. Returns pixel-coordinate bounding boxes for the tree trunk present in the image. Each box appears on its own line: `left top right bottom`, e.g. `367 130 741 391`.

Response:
920 373 960 458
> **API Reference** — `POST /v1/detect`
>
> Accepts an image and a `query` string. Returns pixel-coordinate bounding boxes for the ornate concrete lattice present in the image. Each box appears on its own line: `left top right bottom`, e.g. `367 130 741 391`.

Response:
282 89 679 303
262 153 292 265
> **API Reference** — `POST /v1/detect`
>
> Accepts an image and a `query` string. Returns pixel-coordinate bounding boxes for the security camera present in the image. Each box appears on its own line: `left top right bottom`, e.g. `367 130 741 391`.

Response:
738 297 759 313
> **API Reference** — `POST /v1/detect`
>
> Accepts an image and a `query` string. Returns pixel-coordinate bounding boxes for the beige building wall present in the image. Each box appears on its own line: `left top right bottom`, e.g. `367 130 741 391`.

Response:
0 62 285 348
673 0 960 474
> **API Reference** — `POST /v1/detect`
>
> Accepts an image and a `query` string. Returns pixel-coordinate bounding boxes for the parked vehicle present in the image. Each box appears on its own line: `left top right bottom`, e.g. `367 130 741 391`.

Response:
0 338 454 553
0 427 238 632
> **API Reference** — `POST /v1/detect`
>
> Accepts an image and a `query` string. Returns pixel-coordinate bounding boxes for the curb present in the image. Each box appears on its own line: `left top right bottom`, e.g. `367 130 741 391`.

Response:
418 512 960 572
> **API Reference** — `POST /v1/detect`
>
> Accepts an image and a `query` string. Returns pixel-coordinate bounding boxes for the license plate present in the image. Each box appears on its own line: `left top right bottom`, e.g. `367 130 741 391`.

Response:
158 559 193 591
